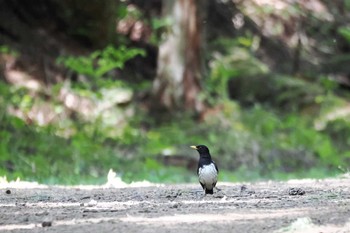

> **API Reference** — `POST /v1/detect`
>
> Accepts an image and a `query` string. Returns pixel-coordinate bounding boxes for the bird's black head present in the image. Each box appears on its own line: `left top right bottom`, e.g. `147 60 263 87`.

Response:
191 145 210 155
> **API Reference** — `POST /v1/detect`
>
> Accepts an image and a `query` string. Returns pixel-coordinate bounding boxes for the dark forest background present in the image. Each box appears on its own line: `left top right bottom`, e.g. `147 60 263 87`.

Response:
1 0 350 184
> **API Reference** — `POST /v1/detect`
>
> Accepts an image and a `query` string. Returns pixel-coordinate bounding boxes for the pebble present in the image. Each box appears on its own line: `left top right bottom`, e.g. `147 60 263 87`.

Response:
42 221 52 227
289 188 306 196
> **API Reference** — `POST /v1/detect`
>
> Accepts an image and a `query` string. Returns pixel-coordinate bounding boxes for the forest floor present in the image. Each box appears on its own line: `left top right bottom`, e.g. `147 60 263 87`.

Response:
0 178 350 233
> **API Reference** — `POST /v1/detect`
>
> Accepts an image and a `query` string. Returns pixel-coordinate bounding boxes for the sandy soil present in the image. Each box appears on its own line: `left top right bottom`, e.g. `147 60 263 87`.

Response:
1 178 350 233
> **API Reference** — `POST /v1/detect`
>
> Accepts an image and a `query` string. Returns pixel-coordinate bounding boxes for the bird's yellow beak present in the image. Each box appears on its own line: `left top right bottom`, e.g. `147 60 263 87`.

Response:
190 145 197 150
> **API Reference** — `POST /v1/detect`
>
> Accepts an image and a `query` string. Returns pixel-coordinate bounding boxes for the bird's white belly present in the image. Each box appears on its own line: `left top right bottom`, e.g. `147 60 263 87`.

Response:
198 163 218 189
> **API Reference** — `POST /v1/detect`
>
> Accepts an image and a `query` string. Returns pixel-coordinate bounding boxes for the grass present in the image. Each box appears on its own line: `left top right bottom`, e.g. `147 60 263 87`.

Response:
1 40 349 185
0 100 345 185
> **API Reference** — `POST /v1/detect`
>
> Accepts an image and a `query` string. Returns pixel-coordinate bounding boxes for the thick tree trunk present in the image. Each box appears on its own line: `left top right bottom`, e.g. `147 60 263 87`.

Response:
152 0 205 113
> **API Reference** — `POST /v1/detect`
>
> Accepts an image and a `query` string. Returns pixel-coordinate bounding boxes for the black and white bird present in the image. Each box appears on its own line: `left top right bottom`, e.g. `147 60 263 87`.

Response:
191 145 218 195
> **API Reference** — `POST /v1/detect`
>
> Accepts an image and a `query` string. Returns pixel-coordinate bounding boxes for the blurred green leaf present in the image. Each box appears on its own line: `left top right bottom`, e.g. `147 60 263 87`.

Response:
338 27 350 43
58 45 146 79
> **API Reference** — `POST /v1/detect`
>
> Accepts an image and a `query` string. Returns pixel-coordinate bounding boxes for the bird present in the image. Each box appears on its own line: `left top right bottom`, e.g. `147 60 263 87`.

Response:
191 145 218 195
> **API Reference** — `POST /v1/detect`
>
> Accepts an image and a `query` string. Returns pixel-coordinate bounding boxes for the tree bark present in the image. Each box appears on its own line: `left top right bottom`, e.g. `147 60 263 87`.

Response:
152 0 205 113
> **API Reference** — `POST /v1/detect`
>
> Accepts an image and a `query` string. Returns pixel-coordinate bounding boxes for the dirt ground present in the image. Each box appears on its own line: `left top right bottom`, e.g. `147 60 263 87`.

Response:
1 178 350 233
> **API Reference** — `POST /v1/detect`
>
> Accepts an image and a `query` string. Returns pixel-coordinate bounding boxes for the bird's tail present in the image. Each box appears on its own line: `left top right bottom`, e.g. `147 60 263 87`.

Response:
205 189 214 195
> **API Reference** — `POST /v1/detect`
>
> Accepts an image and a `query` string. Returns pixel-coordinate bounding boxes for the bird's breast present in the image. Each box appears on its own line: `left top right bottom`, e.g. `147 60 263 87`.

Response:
198 163 218 187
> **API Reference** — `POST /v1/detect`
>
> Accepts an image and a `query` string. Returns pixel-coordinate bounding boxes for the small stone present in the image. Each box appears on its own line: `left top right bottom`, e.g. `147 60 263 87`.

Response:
240 185 247 192
289 188 306 196
42 221 52 227
86 199 98 207
5 189 11 194
214 193 225 198
35 211 49 216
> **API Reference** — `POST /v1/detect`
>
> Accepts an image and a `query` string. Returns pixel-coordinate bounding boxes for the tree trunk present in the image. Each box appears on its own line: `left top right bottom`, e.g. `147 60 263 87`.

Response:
152 0 205 113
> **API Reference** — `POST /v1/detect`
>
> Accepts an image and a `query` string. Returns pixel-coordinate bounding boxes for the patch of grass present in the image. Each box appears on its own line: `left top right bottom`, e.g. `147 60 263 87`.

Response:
0 96 346 184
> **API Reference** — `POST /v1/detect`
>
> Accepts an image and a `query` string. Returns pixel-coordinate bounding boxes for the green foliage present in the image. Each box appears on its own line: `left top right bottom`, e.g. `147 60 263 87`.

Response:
241 106 342 167
116 3 142 20
149 17 174 45
346 0 350 10
338 27 350 44
2 5 349 185
208 38 268 101
0 75 346 184
151 17 173 30
122 158 196 183
0 45 19 56
58 45 145 79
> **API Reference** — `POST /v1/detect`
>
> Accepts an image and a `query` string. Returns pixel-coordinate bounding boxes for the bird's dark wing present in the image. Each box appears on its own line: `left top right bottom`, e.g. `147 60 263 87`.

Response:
197 164 200 175
199 182 205 190
213 161 219 173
